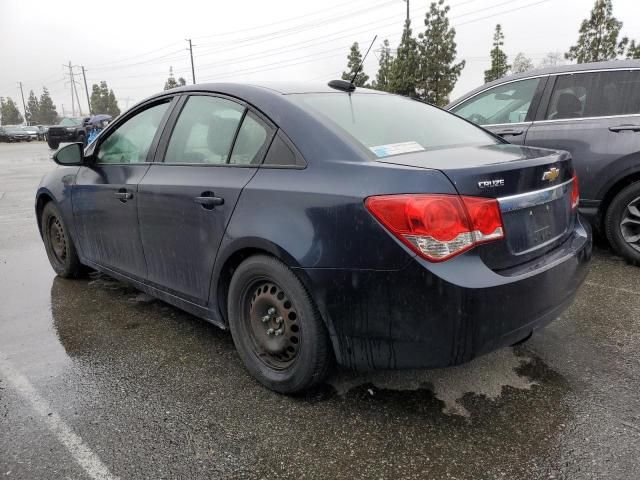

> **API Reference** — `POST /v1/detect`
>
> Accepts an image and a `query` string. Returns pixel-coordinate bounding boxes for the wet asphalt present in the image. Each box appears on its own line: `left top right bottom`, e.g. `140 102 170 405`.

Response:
0 142 639 480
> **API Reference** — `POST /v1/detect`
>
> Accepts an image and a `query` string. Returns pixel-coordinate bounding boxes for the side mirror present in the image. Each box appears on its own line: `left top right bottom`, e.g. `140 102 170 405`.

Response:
52 143 84 166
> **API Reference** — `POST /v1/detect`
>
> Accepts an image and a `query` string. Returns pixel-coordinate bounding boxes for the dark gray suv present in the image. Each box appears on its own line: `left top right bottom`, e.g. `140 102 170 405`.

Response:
448 60 640 264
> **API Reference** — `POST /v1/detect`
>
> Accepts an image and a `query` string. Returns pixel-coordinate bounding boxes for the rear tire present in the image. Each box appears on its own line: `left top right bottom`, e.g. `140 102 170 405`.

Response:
47 140 59 150
605 181 640 265
41 202 85 278
228 255 333 393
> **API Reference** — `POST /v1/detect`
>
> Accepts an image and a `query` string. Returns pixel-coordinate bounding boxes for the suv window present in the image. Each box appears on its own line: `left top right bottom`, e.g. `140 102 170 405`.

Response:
546 70 640 120
165 96 244 164
96 102 169 164
452 78 541 126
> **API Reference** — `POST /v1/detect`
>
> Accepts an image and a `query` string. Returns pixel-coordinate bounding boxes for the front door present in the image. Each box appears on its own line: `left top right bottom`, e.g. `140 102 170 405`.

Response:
72 100 172 279
137 94 274 304
450 76 546 145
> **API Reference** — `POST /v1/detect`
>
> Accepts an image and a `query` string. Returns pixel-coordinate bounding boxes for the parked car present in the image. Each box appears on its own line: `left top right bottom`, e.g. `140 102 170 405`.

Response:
448 59 640 264
0 126 31 142
47 117 89 149
36 82 591 393
21 126 39 141
35 125 49 141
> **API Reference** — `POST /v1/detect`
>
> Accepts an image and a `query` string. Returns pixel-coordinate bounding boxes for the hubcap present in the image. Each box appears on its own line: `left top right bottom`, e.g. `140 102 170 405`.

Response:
247 282 300 369
49 217 67 263
620 196 640 253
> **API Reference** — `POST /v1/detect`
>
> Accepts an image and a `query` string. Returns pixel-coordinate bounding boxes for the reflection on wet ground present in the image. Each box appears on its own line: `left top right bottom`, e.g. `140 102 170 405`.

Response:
1 143 639 479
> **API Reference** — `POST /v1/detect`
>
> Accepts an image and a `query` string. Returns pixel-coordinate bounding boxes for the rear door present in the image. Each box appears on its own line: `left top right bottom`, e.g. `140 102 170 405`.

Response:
525 69 640 202
137 94 275 304
450 76 547 144
72 99 173 279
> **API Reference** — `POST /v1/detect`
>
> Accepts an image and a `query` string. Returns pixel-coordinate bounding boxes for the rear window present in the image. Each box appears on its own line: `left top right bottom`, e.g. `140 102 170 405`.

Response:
291 93 498 157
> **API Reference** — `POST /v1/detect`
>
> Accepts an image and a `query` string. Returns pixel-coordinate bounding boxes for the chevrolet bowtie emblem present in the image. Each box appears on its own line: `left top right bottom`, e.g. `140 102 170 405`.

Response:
541 167 560 182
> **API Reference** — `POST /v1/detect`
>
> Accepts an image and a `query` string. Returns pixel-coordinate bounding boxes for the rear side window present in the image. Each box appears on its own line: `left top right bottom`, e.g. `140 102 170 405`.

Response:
545 70 640 120
229 112 273 165
164 96 244 164
263 134 303 167
452 78 541 126
292 93 498 157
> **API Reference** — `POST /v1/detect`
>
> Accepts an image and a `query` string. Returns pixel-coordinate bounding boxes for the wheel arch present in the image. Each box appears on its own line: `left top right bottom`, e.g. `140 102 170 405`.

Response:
598 169 640 230
212 237 316 328
35 190 55 238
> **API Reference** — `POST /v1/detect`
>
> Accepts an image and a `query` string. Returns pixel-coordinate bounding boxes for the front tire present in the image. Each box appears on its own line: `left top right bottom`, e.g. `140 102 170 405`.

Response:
41 202 85 278
47 140 59 149
605 181 640 265
228 255 333 393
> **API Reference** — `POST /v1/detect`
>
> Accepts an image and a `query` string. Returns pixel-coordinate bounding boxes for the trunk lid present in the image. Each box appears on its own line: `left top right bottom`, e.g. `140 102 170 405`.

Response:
376 144 576 270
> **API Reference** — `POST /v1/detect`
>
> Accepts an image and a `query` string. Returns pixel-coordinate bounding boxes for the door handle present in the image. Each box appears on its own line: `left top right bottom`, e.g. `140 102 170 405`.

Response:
495 129 524 137
194 193 224 210
609 125 640 132
114 191 133 201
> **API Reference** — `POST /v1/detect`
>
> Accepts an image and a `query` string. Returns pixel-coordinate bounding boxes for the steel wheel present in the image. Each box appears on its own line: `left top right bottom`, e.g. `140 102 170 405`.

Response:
244 280 300 370
620 196 640 253
49 216 68 264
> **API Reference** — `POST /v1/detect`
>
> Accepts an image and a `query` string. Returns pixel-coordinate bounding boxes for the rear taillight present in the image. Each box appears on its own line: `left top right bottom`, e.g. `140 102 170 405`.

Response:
365 194 504 262
571 175 579 210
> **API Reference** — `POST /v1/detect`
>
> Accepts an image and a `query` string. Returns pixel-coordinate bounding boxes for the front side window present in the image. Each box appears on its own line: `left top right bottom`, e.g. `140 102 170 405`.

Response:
292 93 498 155
96 102 169 164
546 70 640 120
452 78 541 126
164 96 244 164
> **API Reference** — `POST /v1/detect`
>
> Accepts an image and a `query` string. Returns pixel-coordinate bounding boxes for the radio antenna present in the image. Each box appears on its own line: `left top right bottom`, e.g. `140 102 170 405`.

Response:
350 35 377 88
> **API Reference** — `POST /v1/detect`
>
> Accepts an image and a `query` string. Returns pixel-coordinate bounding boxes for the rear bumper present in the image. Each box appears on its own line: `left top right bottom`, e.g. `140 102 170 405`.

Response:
303 216 592 370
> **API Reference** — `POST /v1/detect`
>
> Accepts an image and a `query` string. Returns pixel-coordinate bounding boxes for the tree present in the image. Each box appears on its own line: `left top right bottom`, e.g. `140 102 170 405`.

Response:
626 40 640 59
341 42 369 87
164 67 186 90
0 97 24 125
416 0 465 106
539 51 565 68
90 81 120 117
565 0 626 63
373 39 394 92
388 19 420 97
511 53 534 74
484 24 510 83
25 90 40 125
38 88 59 124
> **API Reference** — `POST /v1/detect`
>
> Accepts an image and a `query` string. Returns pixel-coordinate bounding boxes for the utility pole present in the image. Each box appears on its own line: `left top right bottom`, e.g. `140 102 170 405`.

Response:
71 72 83 116
81 66 92 115
186 38 196 84
17 82 27 125
66 61 76 116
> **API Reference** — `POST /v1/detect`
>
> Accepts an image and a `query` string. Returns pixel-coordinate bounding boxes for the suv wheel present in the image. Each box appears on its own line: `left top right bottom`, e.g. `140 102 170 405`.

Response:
605 181 640 265
47 139 59 150
228 255 333 393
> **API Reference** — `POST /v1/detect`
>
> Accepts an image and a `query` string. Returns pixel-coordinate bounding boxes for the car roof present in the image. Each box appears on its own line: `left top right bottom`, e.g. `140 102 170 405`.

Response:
448 59 640 107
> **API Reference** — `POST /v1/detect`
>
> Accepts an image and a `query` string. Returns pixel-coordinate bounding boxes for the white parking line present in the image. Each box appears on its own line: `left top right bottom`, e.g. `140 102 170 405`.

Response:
0 356 118 480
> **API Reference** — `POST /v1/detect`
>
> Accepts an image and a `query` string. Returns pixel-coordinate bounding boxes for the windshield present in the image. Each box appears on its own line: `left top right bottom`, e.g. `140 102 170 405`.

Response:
58 117 82 126
291 93 499 157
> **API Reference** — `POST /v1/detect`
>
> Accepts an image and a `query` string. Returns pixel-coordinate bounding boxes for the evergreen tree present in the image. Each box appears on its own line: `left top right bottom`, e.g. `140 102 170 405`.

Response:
388 20 420 97
565 0 626 63
416 0 465 107
38 88 59 124
0 97 24 125
484 24 510 83
511 53 534 74
25 90 40 125
177 76 187 87
626 40 640 59
341 42 369 87
373 39 394 92
90 81 120 117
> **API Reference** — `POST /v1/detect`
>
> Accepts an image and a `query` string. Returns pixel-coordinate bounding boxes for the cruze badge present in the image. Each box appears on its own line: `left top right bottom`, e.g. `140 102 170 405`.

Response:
542 167 560 182
478 179 505 189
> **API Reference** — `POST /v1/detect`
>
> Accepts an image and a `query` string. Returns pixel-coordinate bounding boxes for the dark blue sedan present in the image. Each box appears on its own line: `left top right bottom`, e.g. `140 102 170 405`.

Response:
36 82 592 393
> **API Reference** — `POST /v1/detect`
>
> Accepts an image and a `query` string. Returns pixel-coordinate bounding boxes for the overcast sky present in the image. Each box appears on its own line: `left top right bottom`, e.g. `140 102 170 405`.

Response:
1 0 639 118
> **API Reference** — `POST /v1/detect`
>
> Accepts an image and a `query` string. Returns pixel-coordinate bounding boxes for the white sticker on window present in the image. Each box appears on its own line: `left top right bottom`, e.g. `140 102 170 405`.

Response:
369 141 425 158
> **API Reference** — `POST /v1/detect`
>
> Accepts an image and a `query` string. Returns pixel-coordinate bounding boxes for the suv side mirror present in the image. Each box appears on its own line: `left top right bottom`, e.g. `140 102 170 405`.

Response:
52 142 84 166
